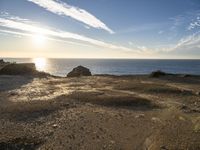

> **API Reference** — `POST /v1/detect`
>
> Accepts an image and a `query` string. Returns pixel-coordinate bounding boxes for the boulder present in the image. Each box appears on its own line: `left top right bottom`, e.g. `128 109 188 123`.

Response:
67 66 92 77
150 70 166 78
180 74 192 78
0 63 37 75
0 59 5 64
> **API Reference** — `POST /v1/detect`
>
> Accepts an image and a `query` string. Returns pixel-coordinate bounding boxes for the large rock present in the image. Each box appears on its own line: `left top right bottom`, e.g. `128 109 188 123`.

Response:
67 66 92 77
0 59 7 70
0 59 5 64
150 70 166 78
0 63 37 75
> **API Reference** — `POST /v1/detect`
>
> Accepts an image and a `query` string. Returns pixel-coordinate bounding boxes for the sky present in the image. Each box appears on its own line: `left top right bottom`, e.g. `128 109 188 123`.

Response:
0 0 200 59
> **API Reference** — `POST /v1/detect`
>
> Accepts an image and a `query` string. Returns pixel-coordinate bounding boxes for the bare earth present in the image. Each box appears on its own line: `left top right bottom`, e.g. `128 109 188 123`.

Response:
0 75 200 150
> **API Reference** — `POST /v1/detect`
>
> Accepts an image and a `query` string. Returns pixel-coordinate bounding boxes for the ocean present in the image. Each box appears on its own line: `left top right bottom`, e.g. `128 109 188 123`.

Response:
2 58 200 77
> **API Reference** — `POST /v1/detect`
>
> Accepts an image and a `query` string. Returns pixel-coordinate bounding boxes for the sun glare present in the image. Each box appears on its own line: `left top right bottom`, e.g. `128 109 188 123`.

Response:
33 57 47 71
32 34 46 47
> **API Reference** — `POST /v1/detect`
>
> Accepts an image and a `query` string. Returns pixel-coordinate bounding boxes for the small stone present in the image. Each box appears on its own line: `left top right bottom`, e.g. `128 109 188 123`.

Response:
103 145 107 149
110 140 115 144
180 104 187 110
63 103 70 107
160 145 168 150
68 134 75 139
135 114 145 118
195 91 200 95
179 116 185 121
99 127 103 131
52 124 58 128
9 92 18 96
151 117 162 123
85 103 93 107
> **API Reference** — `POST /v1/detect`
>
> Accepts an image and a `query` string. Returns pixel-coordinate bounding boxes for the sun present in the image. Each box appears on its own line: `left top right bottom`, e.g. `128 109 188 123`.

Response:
32 33 46 47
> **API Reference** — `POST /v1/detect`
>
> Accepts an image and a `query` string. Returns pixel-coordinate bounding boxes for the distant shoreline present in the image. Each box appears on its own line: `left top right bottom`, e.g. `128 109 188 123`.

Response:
1 58 200 77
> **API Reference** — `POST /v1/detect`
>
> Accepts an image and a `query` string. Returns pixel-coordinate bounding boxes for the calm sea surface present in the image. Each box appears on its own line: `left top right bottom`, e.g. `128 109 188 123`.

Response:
2 58 200 76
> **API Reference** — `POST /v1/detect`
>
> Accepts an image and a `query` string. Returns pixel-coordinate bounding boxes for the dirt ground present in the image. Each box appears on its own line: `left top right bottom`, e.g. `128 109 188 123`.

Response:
0 75 200 150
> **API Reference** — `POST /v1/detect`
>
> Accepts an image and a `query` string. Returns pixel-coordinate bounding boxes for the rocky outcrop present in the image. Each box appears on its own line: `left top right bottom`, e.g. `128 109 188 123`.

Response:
0 59 5 64
67 66 92 77
150 70 166 78
0 63 37 75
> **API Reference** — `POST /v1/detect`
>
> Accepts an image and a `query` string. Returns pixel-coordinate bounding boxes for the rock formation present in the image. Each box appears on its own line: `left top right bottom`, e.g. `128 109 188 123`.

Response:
67 66 92 77
0 63 37 75
150 70 166 78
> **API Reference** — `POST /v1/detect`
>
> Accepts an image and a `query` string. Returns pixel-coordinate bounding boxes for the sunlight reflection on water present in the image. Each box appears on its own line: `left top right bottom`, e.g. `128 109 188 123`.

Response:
32 57 47 72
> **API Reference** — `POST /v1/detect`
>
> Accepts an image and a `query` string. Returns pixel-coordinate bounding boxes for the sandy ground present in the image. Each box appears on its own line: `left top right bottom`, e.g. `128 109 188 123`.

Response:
0 75 200 150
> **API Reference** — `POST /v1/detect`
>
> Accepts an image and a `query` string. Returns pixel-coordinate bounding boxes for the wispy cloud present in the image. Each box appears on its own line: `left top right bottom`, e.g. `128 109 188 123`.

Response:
188 16 200 30
0 29 94 48
159 31 200 53
128 31 200 55
169 15 185 30
0 15 134 52
174 32 200 50
27 0 114 34
116 22 164 34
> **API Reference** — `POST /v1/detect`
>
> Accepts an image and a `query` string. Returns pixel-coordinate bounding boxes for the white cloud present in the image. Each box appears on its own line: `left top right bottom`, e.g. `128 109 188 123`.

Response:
27 0 114 34
84 25 90 29
0 16 135 52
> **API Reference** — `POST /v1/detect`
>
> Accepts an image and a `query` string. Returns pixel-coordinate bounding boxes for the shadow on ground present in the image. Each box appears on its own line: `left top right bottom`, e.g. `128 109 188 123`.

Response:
67 91 159 110
0 95 75 122
154 75 200 85
0 75 33 92
0 137 43 150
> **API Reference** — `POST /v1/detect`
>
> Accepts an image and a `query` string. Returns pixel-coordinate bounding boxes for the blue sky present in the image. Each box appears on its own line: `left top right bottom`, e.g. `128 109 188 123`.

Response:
0 0 200 58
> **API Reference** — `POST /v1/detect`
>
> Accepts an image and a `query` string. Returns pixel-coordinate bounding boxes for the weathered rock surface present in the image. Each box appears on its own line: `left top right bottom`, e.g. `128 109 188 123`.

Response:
0 63 37 75
150 70 166 78
67 66 92 77
0 59 5 64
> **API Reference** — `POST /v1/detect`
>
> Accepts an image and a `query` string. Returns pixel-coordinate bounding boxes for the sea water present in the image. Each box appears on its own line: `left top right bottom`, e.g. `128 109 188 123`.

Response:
2 58 200 76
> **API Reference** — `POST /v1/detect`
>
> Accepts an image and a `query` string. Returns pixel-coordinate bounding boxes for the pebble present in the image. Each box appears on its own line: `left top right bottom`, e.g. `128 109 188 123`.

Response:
110 140 115 144
179 116 185 121
52 124 58 128
9 92 18 96
151 117 162 123
195 91 200 95
160 145 168 150
135 114 145 118
180 104 187 110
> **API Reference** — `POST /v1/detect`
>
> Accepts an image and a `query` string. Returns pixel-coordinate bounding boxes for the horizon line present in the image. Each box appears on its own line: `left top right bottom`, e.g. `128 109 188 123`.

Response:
1 57 200 60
